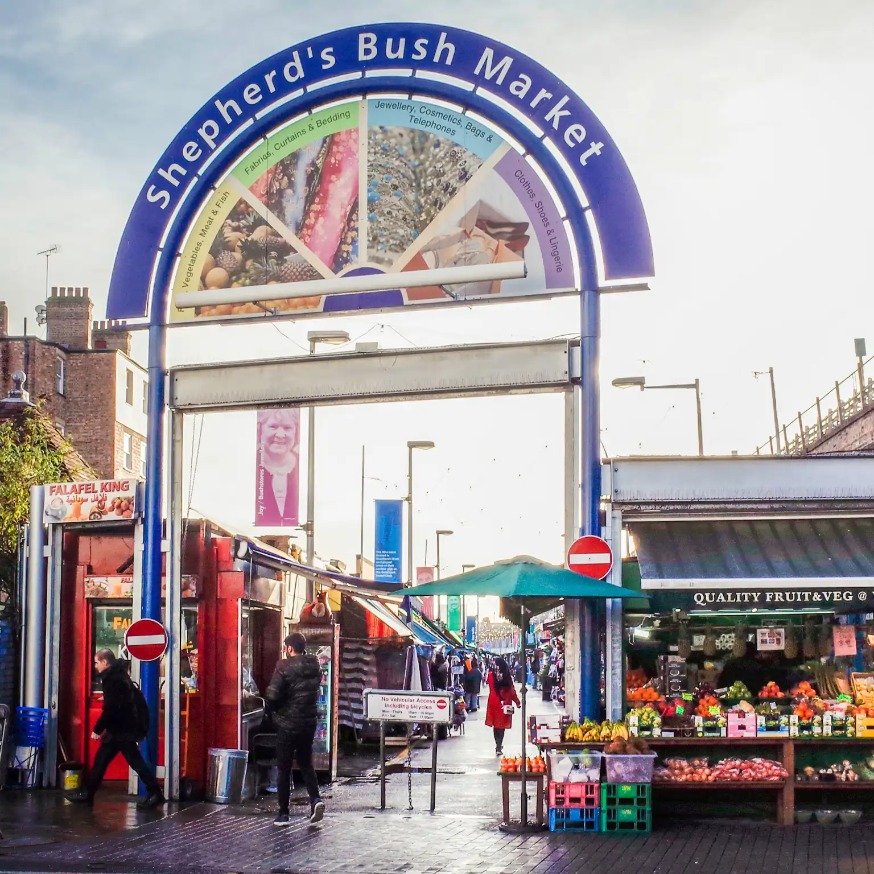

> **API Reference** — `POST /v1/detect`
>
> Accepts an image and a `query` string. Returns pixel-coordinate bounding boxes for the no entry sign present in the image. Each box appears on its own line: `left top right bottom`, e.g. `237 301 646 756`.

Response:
125 618 168 662
567 535 613 580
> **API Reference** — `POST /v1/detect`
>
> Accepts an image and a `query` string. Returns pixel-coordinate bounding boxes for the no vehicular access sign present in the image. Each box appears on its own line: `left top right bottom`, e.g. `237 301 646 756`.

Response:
125 618 168 662
567 535 613 580
364 690 453 724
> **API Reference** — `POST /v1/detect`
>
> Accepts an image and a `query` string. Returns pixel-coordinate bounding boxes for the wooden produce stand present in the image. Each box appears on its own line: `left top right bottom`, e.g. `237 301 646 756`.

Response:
498 771 547 826
538 737 874 826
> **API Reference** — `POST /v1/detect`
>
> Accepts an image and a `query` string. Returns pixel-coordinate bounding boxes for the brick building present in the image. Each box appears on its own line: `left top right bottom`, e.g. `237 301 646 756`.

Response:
0 287 148 478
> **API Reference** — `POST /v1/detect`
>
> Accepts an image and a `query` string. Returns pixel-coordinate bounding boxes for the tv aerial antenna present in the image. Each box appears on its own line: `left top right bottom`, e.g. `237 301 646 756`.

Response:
36 244 59 302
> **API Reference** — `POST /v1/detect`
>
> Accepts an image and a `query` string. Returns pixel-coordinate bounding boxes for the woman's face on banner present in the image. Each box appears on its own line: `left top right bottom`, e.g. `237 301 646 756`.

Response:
261 411 298 462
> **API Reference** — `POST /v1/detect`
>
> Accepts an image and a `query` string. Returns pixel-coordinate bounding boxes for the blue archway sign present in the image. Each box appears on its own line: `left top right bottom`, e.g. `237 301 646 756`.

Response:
114 23 653 751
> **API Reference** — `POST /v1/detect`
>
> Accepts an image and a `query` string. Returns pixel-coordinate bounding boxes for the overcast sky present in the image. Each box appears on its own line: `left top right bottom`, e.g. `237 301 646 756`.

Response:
2 1 873 580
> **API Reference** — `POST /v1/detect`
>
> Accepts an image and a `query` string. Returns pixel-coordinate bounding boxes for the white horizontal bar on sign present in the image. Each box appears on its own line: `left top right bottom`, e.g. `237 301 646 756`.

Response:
639 577 874 590
127 634 166 645
172 262 528 310
569 554 610 565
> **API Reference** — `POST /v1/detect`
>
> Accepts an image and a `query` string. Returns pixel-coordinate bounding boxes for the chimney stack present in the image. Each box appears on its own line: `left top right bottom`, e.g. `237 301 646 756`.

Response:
45 286 94 349
92 319 132 355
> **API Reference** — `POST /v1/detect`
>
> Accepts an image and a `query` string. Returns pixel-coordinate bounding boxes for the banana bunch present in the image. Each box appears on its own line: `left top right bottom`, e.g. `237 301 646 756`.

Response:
563 719 629 742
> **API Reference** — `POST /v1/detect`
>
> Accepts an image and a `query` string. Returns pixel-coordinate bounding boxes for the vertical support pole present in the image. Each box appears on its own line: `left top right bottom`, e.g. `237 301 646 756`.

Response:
605 503 625 722
42 525 63 786
379 721 386 809
305 393 316 602
769 368 781 452
406 444 414 586
519 605 529 825
835 381 844 424
430 728 438 812
579 286 600 721
165 410 184 800
143 306 169 775
694 378 704 456
359 446 365 562
23 487 46 708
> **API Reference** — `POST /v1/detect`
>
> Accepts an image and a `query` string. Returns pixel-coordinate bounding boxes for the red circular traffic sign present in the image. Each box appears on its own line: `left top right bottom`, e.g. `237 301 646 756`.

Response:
436 698 448 710
566 535 613 580
124 618 168 662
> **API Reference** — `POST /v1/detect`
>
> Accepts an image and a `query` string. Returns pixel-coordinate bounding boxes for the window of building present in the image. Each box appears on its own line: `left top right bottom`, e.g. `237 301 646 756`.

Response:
142 381 148 414
56 357 66 395
123 432 133 470
140 442 147 478
125 369 134 406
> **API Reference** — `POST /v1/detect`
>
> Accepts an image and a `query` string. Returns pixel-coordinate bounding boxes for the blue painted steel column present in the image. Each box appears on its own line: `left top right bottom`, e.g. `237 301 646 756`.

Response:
141 258 172 777
579 265 601 720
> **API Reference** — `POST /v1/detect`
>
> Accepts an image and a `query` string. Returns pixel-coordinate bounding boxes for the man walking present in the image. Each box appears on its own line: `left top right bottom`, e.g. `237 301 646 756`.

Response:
66 649 165 808
266 632 326 825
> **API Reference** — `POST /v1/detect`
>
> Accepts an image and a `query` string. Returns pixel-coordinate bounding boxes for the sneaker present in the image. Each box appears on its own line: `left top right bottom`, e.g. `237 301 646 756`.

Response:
310 800 325 823
136 790 166 810
495 747 503 756
65 790 93 804
273 812 292 826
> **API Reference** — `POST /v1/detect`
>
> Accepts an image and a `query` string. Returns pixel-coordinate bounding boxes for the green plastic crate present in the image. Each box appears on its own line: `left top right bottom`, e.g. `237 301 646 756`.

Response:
601 783 651 807
600 805 652 833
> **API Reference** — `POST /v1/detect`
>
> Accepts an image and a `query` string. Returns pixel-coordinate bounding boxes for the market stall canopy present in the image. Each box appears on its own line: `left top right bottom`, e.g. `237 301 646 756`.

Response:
628 518 874 589
403 555 643 625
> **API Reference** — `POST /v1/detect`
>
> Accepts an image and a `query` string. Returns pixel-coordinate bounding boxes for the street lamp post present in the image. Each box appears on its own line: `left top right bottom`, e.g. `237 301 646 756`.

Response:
406 440 435 585
305 330 350 591
612 375 704 456
436 529 454 624
754 367 781 453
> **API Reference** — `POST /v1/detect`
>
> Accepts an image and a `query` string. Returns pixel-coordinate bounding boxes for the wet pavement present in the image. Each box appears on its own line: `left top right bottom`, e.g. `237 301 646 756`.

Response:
4 690 874 873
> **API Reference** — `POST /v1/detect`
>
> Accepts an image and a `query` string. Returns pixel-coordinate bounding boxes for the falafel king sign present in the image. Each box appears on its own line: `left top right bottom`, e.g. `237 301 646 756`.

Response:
43 479 138 525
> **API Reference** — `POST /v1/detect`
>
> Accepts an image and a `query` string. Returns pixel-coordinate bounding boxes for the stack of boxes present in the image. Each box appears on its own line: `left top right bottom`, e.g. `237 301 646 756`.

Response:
600 783 653 833
546 751 602 832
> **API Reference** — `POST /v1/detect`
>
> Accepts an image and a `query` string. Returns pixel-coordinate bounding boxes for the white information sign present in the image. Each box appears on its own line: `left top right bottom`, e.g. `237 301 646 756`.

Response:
364 689 453 724
757 627 785 651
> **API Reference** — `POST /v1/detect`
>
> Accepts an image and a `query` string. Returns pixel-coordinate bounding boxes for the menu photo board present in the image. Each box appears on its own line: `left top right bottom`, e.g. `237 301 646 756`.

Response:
85 575 199 599
757 627 786 651
43 479 138 524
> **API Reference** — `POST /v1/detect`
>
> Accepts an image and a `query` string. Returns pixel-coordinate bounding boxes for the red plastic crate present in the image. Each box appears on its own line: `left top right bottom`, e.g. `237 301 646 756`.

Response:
548 781 600 808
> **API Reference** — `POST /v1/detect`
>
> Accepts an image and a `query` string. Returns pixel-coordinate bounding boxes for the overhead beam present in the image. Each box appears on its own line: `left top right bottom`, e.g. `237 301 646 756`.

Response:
168 339 580 413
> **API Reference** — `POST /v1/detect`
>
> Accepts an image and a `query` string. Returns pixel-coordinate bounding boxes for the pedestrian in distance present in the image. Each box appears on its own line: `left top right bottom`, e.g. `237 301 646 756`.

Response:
485 656 520 756
266 632 326 826
462 657 483 713
65 649 165 809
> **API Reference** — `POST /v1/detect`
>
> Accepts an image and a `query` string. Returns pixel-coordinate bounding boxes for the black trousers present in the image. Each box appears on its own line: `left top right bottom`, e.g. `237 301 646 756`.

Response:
87 736 160 799
276 724 321 815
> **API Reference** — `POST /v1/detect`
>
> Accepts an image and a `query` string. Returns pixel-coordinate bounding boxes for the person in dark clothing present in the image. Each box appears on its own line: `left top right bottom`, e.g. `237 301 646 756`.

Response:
718 641 768 694
66 649 165 808
266 632 325 826
462 657 483 712
430 651 450 690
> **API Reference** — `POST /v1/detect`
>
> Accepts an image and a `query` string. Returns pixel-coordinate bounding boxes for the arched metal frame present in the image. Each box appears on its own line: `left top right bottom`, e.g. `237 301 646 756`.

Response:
122 26 653 772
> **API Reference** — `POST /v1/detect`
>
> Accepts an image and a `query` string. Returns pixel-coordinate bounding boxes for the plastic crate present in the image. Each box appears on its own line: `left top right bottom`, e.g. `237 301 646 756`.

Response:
548 750 603 782
549 781 599 808
549 806 600 832
603 753 657 784
601 783 651 807
14 706 48 748
601 805 652 833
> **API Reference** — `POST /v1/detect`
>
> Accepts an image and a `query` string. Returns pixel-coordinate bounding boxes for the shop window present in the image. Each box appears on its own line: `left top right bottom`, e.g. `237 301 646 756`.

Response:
140 441 147 478
125 368 134 405
56 357 66 395
123 432 133 470
91 605 132 692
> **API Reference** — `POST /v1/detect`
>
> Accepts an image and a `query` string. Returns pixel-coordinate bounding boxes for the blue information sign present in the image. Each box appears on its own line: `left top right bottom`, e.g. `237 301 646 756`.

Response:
374 500 403 584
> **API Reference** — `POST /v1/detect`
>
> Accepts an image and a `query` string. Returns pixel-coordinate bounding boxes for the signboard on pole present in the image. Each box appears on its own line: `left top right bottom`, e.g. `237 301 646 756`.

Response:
43 479 137 525
364 689 452 724
254 408 300 527
374 500 403 583
566 535 613 580
125 618 169 662
447 595 462 632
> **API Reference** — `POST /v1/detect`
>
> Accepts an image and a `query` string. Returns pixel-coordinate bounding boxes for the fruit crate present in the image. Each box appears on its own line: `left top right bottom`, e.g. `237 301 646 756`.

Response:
604 753 657 784
756 715 789 737
789 718 821 738
726 713 757 738
600 805 652 833
693 716 726 738
601 783 651 807
548 781 599 809
856 716 874 738
548 806 600 833
548 750 603 782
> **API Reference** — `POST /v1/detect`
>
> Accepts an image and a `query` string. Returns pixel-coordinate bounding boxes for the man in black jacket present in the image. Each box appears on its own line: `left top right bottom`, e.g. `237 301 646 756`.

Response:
66 649 165 808
266 632 325 826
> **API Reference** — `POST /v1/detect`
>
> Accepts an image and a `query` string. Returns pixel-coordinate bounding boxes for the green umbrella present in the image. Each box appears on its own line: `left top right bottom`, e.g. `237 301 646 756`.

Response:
404 555 645 830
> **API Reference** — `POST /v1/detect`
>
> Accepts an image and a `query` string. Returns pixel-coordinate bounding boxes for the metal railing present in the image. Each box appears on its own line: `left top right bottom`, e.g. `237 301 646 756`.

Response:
755 356 874 455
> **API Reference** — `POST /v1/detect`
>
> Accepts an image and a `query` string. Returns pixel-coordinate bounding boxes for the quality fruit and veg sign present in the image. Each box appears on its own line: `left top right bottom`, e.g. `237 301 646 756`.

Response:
364 689 453 724
42 479 138 525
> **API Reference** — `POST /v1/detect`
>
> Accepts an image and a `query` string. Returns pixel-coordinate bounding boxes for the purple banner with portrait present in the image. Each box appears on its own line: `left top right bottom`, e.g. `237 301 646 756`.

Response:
255 408 300 527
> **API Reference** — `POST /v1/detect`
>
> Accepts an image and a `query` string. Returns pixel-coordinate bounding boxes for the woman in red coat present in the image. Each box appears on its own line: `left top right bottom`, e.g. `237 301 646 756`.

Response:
485 657 521 755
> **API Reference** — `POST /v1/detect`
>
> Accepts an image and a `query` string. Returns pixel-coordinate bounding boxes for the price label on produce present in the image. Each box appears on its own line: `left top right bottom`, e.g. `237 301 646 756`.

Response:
709 706 721 716
833 625 857 657
676 705 685 715
682 693 693 701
